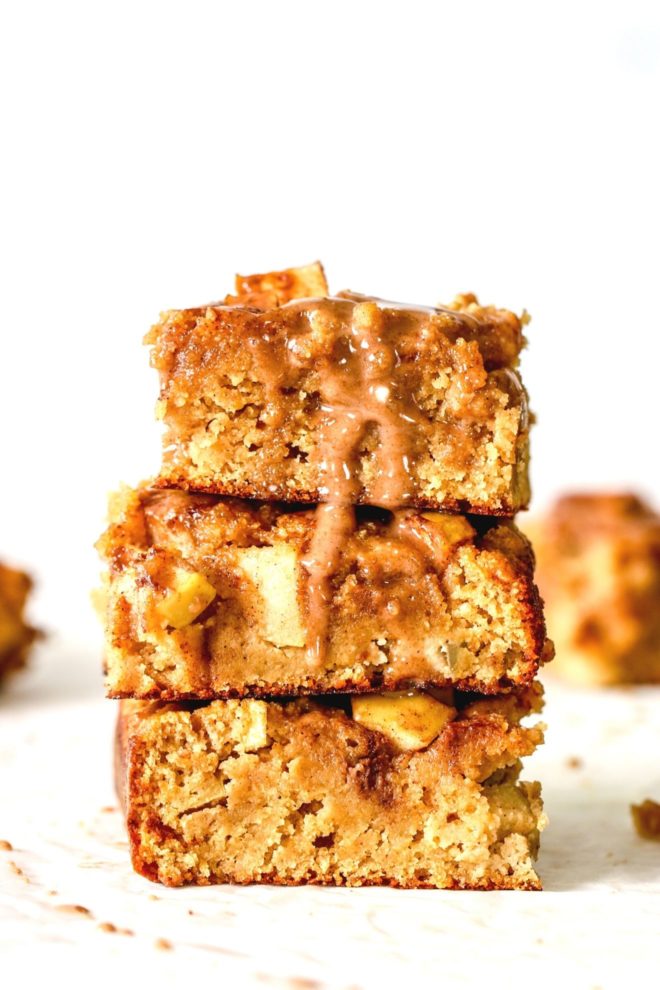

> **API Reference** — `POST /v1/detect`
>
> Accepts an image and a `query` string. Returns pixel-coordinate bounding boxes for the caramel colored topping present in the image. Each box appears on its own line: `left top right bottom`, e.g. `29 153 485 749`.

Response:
294 298 446 666
301 503 357 664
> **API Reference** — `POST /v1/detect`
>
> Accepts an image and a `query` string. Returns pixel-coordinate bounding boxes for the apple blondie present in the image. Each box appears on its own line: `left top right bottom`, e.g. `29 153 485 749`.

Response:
0 561 37 683
116 683 545 889
146 263 531 516
528 493 660 684
97 486 550 699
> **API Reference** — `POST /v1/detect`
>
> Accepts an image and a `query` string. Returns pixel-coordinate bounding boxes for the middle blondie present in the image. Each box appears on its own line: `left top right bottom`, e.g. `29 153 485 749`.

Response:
98 485 550 699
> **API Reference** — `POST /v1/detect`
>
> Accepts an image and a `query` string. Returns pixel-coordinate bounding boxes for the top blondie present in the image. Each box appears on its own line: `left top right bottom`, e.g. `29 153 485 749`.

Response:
147 263 531 515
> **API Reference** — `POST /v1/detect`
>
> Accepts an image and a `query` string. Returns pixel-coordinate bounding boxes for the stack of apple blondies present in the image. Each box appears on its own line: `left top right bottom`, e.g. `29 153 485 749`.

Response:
97 263 553 889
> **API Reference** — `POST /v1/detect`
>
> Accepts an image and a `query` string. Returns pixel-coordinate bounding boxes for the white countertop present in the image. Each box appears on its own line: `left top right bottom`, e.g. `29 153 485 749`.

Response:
2 637 659 989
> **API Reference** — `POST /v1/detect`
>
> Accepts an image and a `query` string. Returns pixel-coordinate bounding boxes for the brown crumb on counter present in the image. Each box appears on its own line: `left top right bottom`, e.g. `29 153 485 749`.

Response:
98 922 117 933
631 799 660 840
155 938 173 951
566 756 584 770
0 839 13 851
101 806 117 814
56 904 92 917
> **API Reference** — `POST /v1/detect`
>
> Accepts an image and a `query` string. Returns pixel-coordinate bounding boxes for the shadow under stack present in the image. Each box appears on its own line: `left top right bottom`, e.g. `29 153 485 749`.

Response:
98 262 552 889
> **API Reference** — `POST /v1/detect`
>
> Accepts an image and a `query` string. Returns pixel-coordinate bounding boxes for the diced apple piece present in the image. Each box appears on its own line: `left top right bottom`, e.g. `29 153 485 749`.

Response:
351 691 456 752
157 571 217 629
229 262 328 306
238 545 306 648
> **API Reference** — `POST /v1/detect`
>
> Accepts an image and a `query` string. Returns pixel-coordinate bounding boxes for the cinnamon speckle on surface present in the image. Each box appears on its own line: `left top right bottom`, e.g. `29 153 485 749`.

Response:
155 937 173 951
98 922 117 933
0 839 13 851
566 756 584 770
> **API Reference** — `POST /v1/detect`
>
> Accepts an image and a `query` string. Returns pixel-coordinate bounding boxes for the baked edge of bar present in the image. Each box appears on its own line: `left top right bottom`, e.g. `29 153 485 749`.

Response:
115 696 544 890
153 472 529 516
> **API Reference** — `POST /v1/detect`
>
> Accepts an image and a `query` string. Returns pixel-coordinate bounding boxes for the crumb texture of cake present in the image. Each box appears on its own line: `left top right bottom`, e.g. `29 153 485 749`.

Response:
0 561 37 683
528 493 660 684
146 263 530 515
97 486 550 699
117 686 545 889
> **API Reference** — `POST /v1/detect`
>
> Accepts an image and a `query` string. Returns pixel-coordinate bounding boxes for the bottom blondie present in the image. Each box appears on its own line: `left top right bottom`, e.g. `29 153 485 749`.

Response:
116 685 545 889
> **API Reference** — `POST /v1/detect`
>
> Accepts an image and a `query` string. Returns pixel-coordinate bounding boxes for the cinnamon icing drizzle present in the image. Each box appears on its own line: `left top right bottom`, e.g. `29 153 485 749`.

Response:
300 299 428 665
245 294 493 668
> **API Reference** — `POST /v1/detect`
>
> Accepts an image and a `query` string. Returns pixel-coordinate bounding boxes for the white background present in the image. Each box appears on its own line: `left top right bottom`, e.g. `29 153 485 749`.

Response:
1 0 659 640
1 5 660 986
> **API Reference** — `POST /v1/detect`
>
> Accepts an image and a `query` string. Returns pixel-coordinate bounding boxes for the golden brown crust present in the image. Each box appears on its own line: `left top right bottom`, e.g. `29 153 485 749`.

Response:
98 486 550 699
153 474 523 516
118 690 545 889
146 267 531 514
528 492 660 684
0 562 38 683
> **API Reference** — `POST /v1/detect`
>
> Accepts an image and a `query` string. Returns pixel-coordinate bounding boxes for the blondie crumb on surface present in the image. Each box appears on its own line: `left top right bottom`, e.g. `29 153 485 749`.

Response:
116 686 545 889
527 493 660 684
631 799 660 840
97 486 550 699
146 264 530 515
0 561 38 684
